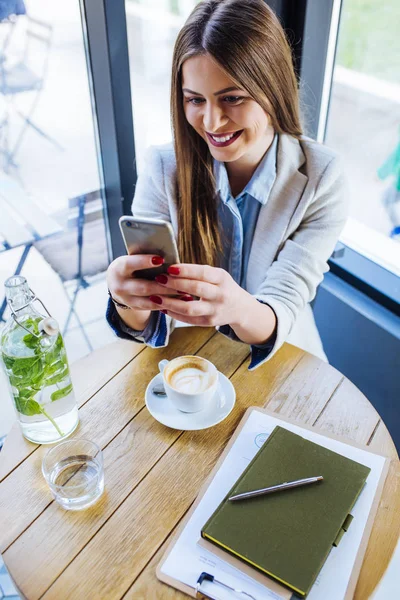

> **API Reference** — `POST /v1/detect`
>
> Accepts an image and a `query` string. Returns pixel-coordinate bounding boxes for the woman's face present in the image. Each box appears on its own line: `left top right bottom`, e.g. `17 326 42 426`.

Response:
182 54 274 172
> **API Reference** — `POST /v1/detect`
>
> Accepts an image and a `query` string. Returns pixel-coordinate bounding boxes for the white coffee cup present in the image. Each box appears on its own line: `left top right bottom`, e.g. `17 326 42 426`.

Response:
158 355 219 413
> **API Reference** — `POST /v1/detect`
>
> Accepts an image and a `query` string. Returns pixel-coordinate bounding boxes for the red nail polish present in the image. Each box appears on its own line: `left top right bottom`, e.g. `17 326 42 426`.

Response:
180 295 193 302
152 256 164 266
177 290 186 294
161 309 168 315
167 266 180 275
155 274 168 284
149 295 163 305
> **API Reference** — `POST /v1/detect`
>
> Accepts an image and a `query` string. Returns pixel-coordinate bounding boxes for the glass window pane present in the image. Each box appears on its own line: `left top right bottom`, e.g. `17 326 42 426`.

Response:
126 0 198 170
325 0 400 276
0 0 114 382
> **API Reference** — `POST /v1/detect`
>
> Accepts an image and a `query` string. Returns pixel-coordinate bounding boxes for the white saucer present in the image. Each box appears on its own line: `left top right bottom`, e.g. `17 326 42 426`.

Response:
145 372 236 431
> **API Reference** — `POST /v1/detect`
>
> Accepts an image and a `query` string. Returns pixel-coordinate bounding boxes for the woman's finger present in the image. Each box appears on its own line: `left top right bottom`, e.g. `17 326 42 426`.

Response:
149 295 214 317
154 274 219 301
123 293 188 311
166 263 224 284
121 280 178 298
122 295 164 311
114 254 165 278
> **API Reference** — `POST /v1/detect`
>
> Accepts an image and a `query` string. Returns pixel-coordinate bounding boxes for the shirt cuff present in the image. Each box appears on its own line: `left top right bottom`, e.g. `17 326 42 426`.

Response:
217 299 278 370
218 322 277 369
106 297 170 347
248 328 277 370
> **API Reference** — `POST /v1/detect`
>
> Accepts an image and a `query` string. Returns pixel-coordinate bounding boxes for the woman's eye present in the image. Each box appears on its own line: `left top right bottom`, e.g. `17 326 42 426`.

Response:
223 96 245 105
185 97 205 105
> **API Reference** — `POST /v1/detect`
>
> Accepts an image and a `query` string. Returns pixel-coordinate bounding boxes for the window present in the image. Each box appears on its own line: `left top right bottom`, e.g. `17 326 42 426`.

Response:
0 0 113 367
125 0 198 169
325 0 400 278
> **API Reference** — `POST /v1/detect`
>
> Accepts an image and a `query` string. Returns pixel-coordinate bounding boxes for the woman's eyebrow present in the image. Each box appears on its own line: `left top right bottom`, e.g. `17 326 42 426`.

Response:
182 88 203 95
213 86 243 95
182 86 243 96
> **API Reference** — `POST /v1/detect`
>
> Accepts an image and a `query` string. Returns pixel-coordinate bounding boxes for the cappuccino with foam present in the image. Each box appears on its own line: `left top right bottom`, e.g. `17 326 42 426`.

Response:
160 356 218 413
166 357 215 394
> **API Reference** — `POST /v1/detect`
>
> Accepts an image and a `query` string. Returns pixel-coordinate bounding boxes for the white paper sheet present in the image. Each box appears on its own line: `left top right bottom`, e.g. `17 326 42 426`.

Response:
161 410 386 600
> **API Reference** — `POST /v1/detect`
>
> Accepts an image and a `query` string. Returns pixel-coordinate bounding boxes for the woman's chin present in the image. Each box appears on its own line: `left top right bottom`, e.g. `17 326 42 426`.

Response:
207 143 243 162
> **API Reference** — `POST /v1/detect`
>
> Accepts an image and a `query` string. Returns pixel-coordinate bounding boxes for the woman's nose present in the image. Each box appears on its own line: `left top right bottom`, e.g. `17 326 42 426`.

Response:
203 104 227 132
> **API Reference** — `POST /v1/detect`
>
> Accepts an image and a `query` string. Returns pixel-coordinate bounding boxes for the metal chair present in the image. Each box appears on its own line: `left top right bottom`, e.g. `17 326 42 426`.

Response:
0 18 16 165
0 14 62 169
33 190 110 351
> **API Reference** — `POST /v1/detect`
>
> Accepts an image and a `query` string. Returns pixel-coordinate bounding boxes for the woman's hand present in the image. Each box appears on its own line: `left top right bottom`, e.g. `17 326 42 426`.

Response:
151 264 276 344
106 255 178 330
151 264 246 327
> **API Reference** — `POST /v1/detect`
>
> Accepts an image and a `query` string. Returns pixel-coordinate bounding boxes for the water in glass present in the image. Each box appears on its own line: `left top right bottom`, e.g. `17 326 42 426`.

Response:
43 439 104 510
49 454 104 510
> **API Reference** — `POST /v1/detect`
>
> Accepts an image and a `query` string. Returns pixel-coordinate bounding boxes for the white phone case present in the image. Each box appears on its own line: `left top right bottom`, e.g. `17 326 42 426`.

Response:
119 216 180 279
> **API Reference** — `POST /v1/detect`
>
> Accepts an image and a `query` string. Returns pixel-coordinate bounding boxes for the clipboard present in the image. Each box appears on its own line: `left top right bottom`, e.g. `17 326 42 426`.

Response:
156 406 390 599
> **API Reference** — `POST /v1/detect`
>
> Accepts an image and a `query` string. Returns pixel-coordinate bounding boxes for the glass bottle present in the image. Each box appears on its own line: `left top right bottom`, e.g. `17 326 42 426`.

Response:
0 276 79 444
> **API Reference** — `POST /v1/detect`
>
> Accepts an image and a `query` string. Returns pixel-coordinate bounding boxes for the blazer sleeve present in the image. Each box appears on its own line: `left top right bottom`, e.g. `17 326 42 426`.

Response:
250 155 348 369
131 146 174 222
105 146 176 347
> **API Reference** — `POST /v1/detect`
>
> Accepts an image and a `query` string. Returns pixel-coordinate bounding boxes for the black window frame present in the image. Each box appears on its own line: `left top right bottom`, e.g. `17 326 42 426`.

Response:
80 0 136 259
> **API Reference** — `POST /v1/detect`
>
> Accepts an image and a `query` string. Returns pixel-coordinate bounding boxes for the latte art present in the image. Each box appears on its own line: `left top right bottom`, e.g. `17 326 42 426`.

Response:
161 355 218 413
169 367 210 394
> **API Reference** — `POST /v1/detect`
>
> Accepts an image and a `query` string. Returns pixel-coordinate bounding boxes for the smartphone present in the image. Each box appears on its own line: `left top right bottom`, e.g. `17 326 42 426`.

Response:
119 215 180 280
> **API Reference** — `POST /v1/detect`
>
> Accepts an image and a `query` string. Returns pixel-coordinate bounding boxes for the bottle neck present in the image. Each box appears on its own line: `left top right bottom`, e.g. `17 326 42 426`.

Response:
5 276 34 313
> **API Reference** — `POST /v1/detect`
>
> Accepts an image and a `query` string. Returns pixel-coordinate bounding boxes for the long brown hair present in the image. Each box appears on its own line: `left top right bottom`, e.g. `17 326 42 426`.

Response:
171 0 302 266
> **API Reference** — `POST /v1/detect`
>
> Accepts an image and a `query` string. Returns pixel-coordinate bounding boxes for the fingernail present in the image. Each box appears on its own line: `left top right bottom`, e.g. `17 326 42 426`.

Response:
155 274 168 284
149 295 163 305
152 256 164 266
177 290 186 294
167 266 180 275
161 309 168 315
180 295 193 302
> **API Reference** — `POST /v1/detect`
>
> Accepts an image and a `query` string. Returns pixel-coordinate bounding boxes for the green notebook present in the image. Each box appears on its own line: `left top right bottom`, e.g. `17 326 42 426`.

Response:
201 426 371 598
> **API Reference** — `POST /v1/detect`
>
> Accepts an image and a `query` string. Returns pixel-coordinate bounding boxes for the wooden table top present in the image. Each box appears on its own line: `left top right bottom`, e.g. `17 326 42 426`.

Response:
0 327 399 600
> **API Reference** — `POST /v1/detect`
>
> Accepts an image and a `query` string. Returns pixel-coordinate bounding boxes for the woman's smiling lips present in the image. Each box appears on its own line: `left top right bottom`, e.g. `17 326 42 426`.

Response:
206 130 243 147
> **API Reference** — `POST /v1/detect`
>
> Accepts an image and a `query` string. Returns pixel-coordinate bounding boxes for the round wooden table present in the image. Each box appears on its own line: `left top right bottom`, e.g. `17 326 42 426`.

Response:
0 327 399 599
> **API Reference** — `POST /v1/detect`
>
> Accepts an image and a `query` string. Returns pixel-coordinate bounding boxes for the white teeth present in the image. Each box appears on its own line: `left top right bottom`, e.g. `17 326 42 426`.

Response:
211 132 236 143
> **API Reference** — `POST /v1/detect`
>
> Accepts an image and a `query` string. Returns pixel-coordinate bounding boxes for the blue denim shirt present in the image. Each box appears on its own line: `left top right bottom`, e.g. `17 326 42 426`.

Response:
107 136 278 369
215 135 277 287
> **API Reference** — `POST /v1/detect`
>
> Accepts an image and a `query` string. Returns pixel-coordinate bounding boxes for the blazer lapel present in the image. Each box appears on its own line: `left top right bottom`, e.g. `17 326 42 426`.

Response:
246 134 309 292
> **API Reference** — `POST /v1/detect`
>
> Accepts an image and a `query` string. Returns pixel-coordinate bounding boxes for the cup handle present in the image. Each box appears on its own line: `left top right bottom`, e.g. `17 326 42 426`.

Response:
158 359 169 374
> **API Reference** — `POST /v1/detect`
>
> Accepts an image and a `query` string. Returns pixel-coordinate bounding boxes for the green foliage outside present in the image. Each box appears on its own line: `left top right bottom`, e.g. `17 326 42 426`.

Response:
336 0 400 84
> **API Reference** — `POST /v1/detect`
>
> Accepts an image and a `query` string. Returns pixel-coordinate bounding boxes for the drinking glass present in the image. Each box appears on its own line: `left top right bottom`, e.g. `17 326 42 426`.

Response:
42 439 104 510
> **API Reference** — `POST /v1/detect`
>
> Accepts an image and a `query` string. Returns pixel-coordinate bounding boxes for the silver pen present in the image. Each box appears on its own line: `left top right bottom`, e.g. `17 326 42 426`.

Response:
228 476 324 502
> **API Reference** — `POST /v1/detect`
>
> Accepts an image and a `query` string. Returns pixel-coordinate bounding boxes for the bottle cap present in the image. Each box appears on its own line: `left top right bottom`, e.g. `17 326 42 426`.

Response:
38 318 59 336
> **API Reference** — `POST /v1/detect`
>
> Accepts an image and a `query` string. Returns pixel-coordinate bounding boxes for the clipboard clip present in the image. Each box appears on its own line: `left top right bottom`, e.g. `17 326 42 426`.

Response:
196 572 257 600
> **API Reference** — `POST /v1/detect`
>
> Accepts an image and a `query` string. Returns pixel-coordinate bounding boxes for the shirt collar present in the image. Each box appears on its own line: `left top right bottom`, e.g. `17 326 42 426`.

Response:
214 134 278 205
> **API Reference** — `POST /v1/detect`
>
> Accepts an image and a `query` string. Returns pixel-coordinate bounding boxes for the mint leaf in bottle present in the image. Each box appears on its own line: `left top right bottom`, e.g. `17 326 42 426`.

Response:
0 276 79 444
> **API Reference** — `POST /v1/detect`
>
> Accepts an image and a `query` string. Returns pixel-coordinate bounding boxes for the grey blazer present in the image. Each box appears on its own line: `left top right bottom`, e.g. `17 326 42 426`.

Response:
131 133 347 367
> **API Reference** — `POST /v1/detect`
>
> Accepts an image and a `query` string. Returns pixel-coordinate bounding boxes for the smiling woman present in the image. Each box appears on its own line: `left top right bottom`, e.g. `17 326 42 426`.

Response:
106 0 347 370
171 0 301 268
